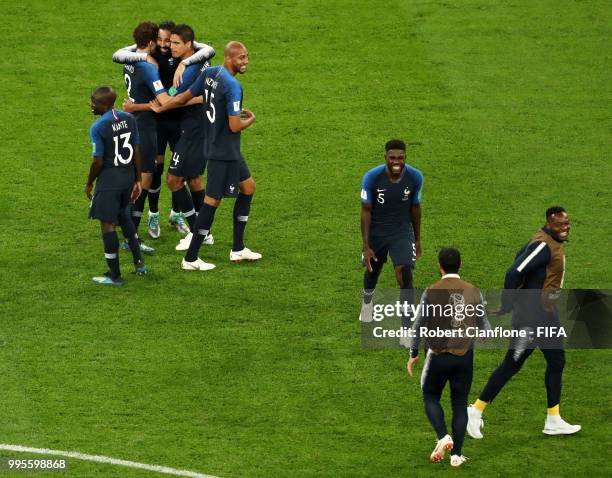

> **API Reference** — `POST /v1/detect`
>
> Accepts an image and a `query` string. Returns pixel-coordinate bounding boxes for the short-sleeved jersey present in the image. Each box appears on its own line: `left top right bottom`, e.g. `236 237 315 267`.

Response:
89 109 140 192
189 66 243 161
123 62 166 106
361 164 423 236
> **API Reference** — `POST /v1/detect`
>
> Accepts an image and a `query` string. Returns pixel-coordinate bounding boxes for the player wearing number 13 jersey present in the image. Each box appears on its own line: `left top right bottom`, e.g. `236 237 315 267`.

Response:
85 86 148 286
359 139 423 326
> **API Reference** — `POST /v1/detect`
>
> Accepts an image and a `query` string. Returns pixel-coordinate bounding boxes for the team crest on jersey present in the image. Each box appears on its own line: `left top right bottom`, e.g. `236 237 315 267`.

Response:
229 184 236 194
402 187 411 201
168 58 175 66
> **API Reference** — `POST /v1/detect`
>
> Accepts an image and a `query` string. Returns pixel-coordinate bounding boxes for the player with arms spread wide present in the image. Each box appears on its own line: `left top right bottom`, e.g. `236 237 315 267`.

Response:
359 139 423 327
152 41 261 271
85 86 148 286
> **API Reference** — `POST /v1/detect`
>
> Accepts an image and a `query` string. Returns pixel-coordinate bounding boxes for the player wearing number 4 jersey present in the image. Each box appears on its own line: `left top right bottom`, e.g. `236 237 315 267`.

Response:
359 140 423 328
121 21 173 253
85 86 148 286
152 41 261 271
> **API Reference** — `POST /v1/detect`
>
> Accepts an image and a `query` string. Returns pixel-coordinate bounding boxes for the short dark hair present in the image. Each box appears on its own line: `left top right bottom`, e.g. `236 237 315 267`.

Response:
438 247 461 274
133 21 158 48
385 139 406 152
546 206 566 220
171 24 195 44
91 85 116 106
158 20 176 32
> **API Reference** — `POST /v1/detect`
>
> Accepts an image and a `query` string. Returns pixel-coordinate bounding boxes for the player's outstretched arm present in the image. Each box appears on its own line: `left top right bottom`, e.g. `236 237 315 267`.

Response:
360 203 377 273
85 156 103 199
112 44 147 64
150 90 194 112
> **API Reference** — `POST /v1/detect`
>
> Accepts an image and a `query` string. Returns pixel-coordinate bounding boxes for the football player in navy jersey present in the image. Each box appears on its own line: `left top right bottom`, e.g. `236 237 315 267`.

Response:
85 86 148 286
113 21 216 238
152 41 260 271
119 21 173 254
359 139 423 324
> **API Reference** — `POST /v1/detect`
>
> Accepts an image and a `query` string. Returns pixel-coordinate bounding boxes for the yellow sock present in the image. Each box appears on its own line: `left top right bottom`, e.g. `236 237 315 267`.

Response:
473 399 488 412
547 404 560 416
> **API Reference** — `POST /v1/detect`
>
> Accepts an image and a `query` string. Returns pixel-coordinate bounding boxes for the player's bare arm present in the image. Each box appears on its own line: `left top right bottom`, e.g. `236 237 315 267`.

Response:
411 203 422 258
228 108 256 133
361 203 377 273
150 90 194 113
85 156 104 199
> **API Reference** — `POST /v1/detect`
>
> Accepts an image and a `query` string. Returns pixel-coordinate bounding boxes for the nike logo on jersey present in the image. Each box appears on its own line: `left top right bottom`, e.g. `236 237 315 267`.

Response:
376 188 387 192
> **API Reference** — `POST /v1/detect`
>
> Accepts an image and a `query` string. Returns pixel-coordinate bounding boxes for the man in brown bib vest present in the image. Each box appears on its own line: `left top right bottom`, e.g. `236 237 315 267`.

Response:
407 248 490 468
467 207 581 439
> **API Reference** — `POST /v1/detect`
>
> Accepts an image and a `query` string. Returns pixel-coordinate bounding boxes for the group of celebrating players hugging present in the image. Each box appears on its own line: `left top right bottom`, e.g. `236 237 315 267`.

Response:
85 20 260 285
85 19 581 470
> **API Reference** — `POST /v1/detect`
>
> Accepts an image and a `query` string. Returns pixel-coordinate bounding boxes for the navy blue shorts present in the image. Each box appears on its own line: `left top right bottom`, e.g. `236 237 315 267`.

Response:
156 115 181 156
89 188 131 224
168 134 206 179
134 112 157 173
205 158 251 199
369 230 416 267
421 349 473 398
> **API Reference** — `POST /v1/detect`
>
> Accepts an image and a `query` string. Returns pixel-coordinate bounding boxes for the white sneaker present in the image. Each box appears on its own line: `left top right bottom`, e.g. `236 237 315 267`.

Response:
176 232 214 251
450 455 468 468
430 434 453 462
466 406 484 439
181 257 215 271
359 301 374 322
230 247 262 262
543 415 581 435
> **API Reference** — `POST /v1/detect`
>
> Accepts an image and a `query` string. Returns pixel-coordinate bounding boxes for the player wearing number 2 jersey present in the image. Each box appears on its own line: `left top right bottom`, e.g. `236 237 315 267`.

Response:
121 22 171 253
85 86 148 286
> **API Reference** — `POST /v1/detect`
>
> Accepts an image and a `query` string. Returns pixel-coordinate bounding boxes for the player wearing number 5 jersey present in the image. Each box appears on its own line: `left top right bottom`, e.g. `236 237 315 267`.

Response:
85 86 148 286
121 22 172 253
359 140 423 326
152 41 261 271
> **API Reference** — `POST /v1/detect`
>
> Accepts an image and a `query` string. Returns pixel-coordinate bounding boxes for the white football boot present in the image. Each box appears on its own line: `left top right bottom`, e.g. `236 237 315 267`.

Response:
466 406 484 439
181 257 215 271
450 455 468 468
176 232 214 251
230 247 262 262
359 301 374 322
430 434 453 462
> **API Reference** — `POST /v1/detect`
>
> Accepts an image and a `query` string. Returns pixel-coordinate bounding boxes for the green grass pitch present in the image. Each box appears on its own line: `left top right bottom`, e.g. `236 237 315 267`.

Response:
1 0 610 476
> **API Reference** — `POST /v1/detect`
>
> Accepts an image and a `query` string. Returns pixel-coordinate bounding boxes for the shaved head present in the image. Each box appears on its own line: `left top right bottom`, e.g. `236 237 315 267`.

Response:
224 41 246 57
91 86 116 107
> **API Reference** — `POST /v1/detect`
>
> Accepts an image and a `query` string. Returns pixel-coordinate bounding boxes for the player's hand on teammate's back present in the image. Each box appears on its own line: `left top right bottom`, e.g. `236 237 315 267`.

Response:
84 183 93 200
407 356 419 377
363 246 377 273
131 181 142 202
173 63 186 88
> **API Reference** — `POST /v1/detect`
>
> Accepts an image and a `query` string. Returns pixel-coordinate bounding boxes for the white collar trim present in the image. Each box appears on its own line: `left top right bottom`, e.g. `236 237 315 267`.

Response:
442 273 460 279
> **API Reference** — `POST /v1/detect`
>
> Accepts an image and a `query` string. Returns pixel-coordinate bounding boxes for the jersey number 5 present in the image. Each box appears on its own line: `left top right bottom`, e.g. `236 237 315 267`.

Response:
377 191 385 204
204 89 216 123
113 132 133 166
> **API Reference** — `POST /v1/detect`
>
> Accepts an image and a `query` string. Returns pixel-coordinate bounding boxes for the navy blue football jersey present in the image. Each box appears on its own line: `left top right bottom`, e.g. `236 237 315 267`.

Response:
89 109 140 191
123 62 166 105
172 62 207 127
189 66 243 161
361 164 423 235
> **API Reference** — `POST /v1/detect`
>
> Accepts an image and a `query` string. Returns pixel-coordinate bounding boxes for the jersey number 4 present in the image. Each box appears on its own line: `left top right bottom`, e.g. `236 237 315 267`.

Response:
204 88 216 123
113 132 133 166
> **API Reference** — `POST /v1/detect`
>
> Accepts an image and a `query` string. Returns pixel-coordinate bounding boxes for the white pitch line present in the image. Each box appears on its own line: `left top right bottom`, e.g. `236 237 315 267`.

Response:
0 444 221 478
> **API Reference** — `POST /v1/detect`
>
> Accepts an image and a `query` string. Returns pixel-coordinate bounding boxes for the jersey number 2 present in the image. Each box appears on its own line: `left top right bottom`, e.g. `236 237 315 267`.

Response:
124 74 134 102
113 132 134 166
